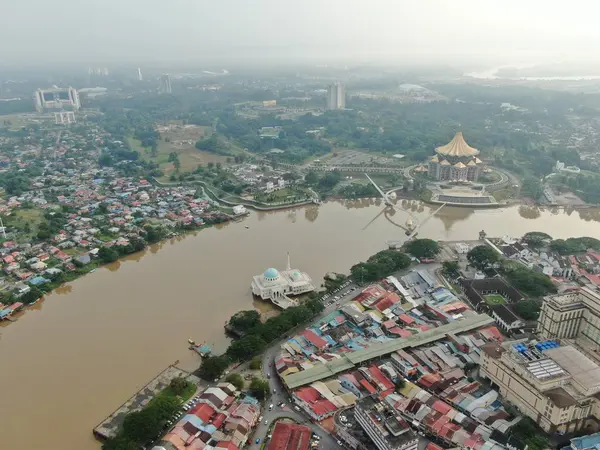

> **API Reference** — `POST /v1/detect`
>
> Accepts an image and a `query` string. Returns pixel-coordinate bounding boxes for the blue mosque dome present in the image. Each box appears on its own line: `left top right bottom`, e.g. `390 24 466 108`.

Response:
264 268 280 280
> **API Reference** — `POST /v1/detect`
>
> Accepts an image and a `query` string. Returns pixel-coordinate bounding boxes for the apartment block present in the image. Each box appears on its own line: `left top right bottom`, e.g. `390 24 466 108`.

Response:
480 339 600 434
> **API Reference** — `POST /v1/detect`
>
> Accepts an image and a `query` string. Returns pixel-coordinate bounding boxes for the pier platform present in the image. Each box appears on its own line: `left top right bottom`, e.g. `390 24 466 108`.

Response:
93 365 200 440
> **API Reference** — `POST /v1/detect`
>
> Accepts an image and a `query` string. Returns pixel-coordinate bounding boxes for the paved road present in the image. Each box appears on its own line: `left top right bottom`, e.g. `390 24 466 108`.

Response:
248 284 360 450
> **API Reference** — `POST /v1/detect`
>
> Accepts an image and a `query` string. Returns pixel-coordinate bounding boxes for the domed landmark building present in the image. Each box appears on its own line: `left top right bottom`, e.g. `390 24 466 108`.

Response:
427 132 483 182
251 254 315 308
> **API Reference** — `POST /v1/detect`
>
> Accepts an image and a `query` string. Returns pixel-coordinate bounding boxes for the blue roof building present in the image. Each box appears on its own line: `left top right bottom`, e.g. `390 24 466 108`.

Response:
30 276 49 286
569 432 600 450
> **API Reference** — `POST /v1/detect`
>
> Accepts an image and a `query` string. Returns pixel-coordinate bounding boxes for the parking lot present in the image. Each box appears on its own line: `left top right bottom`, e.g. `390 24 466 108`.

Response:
322 150 399 167
318 280 357 308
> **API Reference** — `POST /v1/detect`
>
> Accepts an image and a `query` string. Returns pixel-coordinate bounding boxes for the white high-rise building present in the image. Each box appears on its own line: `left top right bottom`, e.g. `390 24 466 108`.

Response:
54 111 76 125
137 68 143 81
326 82 345 110
159 74 172 94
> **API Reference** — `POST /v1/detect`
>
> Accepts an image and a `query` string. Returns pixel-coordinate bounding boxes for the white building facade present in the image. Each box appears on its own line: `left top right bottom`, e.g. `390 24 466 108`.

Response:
251 255 315 306
327 82 345 110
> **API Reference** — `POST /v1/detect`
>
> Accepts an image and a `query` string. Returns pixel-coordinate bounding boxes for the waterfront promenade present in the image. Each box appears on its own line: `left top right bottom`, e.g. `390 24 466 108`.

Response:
93 365 201 440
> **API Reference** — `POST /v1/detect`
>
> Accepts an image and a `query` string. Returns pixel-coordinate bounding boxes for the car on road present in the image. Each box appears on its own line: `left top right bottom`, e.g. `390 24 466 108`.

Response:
280 403 286 408
294 405 301 411
264 419 268 425
256 438 261 444
269 404 274 410
259 415 263 422
267 374 271 379
273 389 277 394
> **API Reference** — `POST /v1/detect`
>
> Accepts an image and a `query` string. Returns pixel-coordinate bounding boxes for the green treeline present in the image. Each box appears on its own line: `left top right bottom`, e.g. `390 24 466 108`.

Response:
198 298 325 380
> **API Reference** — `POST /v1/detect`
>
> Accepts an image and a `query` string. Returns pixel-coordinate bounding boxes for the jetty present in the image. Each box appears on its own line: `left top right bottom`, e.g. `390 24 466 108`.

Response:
93 365 200 441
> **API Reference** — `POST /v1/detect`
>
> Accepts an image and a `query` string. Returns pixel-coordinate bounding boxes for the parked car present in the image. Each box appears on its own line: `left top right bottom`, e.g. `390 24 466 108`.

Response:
256 438 261 444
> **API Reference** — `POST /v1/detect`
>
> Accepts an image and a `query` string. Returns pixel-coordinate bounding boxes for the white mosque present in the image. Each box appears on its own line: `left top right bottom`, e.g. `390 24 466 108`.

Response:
251 254 315 308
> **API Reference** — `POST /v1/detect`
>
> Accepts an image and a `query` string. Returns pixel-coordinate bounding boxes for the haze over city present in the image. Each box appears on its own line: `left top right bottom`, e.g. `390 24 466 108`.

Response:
3 0 600 67
5 2 600 450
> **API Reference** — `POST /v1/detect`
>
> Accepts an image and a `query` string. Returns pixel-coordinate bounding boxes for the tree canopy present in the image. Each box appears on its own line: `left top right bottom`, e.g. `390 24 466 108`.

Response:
98 246 120 263
350 250 412 283
502 263 557 297
225 373 244 391
102 386 183 449
404 239 440 259
522 231 552 249
550 237 600 255
442 261 461 279
198 355 230 380
197 298 325 379
513 300 542 321
249 377 270 400
228 310 261 335
168 377 190 396
467 245 499 270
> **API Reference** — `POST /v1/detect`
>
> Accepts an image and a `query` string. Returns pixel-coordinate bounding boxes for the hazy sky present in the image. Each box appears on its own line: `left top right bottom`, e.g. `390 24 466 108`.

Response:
3 0 600 66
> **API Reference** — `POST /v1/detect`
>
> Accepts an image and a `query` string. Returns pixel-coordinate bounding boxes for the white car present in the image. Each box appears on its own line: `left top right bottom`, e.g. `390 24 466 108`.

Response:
269 404 274 410
264 419 268 425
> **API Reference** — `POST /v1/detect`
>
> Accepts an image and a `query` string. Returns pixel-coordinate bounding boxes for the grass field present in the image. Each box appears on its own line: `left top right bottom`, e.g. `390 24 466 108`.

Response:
0 114 32 130
484 294 506 305
128 136 228 179
4 208 45 240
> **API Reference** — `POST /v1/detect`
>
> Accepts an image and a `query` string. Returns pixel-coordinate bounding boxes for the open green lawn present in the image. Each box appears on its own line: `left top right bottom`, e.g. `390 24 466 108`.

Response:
159 381 196 403
254 187 311 203
4 208 45 240
484 294 506 305
0 114 31 130
128 136 228 181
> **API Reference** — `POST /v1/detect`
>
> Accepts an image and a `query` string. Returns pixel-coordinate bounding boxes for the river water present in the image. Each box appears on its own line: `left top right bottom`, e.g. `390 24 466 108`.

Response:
1 200 600 450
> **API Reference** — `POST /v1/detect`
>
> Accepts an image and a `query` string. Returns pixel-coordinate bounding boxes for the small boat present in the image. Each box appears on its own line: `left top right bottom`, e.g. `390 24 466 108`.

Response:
245 225 250 229
90 269 96 273
194 343 212 358
188 338 196 345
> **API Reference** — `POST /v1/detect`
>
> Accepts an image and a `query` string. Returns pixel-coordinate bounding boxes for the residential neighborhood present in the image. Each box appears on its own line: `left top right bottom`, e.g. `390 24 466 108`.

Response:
0 126 238 321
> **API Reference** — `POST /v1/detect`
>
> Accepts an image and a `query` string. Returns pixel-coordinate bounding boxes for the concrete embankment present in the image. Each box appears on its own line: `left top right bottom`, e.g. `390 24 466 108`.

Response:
151 178 315 212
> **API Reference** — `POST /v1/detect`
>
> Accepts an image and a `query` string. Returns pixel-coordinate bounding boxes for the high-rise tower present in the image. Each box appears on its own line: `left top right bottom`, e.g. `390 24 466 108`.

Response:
326 82 345 110
159 74 172 94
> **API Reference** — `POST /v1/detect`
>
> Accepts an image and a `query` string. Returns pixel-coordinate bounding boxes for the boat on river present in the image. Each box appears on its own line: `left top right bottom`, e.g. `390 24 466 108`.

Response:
190 342 212 358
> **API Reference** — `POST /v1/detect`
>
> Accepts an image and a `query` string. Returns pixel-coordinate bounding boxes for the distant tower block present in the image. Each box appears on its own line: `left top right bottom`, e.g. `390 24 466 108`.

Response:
137 68 143 81
326 82 345 110
159 74 172 94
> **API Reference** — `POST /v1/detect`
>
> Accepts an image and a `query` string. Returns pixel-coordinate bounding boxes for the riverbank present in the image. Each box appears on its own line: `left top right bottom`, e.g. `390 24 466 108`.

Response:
0 213 242 326
3 202 600 450
152 177 317 211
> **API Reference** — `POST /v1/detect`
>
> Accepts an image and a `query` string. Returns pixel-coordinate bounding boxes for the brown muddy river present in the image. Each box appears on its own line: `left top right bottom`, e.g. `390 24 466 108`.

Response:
1 200 600 450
